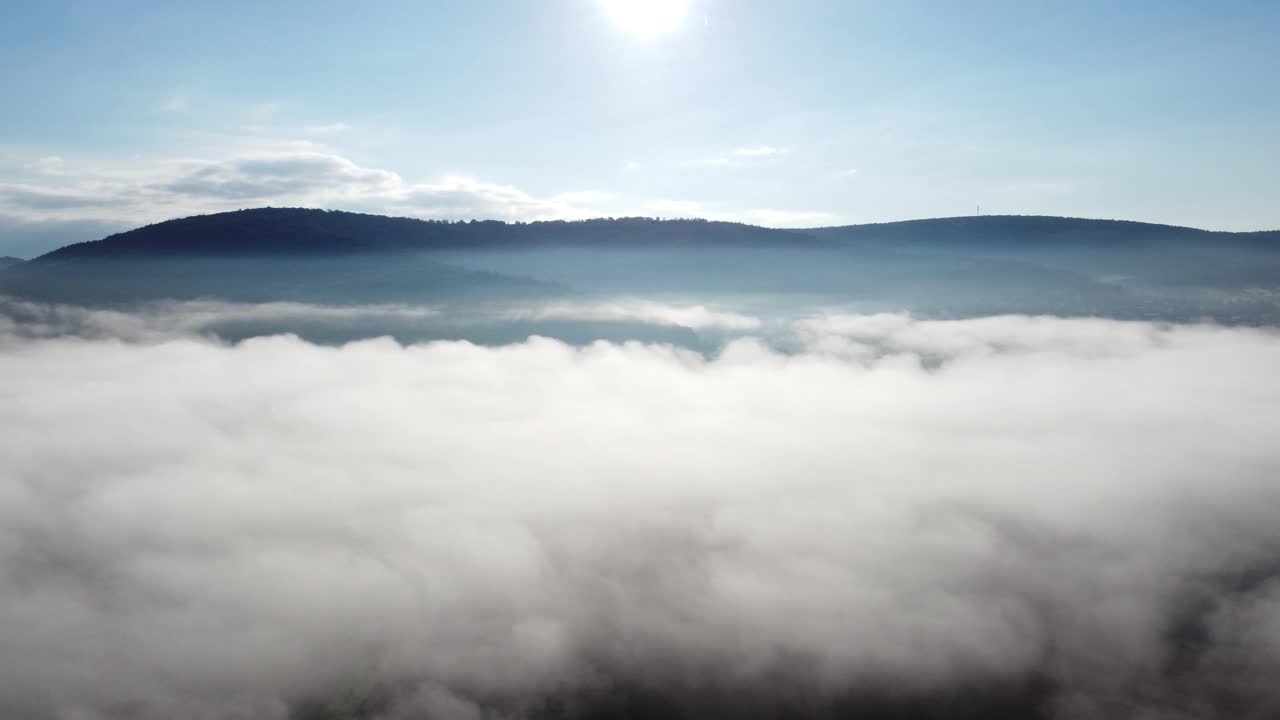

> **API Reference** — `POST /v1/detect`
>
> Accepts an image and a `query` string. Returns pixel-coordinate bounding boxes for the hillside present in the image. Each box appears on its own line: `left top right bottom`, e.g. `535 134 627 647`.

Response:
806 214 1280 249
32 209 1279 263
0 257 23 269
34 208 824 262
4 209 1279 323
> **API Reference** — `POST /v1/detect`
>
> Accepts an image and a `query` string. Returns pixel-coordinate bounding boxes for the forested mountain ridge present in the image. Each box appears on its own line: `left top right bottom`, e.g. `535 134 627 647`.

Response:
33 208 823 261
31 208 1278 262
4 208 1279 324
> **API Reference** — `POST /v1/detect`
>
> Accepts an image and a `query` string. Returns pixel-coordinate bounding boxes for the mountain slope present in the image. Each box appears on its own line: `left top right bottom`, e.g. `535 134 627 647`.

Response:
804 215 1280 249
5 209 1280 323
33 209 1279 263
35 207 825 262
806 215 1280 292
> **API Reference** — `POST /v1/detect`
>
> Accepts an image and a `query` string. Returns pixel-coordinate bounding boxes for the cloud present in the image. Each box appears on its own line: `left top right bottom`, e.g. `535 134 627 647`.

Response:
300 122 352 135
796 312 1195 360
392 176 607 222
693 145 790 168
732 145 787 158
0 151 609 228
0 183 137 210
161 153 401 200
514 299 761 330
24 156 69 176
649 199 838 227
0 148 841 239
648 199 706 217
0 296 750 343
734 208 839 227
0 296 439 343
162 91 190 113
2 307 1280 717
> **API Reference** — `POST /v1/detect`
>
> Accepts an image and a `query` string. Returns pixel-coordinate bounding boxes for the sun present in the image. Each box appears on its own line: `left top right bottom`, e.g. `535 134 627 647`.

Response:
598 0 689 39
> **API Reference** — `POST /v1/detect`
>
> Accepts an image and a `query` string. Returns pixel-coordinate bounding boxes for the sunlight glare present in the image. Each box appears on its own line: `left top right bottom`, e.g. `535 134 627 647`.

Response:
599 0 689 39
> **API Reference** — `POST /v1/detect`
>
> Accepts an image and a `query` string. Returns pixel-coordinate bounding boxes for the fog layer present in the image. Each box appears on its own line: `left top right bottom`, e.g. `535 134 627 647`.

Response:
2 307 1280 718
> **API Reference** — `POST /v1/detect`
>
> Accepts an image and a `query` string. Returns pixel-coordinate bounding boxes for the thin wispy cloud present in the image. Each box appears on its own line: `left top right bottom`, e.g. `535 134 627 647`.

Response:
299 122 352 135
649 198 837 227
161 90 190 113
24 156 69 176
693 144 790 168
513 299 761 330
732 144 787 158
0 151 612 228
0 146 837 254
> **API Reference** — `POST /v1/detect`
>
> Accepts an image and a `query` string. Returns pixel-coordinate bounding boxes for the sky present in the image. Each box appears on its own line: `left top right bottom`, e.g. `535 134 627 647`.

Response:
1 0 1278 256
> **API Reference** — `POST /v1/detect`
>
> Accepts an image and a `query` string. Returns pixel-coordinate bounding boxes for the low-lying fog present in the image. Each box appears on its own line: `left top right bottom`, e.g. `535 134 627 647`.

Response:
2 297 1280 719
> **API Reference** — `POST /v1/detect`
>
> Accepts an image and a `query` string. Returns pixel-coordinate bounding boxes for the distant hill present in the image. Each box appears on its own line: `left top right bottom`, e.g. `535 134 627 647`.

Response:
0 257 23 269
4 209 1280 324
806 215 1280 250
31 209 1278 263
34 208 824 262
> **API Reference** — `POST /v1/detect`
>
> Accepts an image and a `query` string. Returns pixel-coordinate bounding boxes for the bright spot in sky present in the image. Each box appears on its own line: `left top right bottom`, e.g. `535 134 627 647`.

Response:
599 0 689 38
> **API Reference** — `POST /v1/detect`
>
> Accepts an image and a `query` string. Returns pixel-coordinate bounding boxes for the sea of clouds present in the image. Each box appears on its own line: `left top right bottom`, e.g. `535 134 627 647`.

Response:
2 300 1280 719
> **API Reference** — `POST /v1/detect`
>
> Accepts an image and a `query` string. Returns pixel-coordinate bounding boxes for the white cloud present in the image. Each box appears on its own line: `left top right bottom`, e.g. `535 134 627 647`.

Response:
732 145 787 158
392 175 607 222
0 147 847 238
0 296 759 341
649 199 838 227
0 297 440 342
551 190 616 206
515 299 761 330
733 208 838 227
163 152 402 199
693 144 790 168
0 151 610 226
300 122 352 135
162 91 190 113
1 310 1280 717
24 156 68 176
649 199 707 217
245 100 287 121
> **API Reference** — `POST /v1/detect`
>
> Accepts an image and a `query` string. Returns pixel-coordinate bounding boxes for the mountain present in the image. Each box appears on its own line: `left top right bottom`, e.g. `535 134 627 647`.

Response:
809 215 1280 290
806 214 1280 248
31 209 1278 263
30 208 1280 262
4 209 1280 324
6 208 837 307
34 207 825 262
0 257 23 270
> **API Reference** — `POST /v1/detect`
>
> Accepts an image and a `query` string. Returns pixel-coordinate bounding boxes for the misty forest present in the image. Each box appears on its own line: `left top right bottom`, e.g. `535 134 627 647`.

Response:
5 1 1280 719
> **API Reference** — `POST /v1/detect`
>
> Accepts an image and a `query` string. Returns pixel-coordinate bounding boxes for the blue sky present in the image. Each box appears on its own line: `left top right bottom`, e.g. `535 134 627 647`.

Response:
1 0 1277 256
